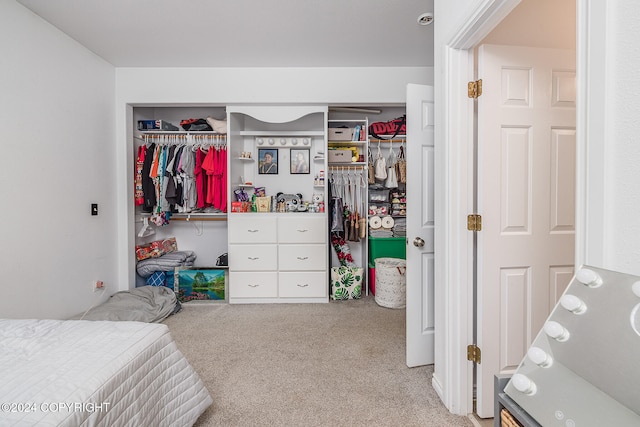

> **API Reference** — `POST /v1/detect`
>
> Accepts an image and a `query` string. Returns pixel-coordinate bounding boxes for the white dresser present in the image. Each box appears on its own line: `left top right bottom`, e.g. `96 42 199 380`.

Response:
228 213 328 303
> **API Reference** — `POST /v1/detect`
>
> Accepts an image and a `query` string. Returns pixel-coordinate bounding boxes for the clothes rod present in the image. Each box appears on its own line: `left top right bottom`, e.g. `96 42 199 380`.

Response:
137 214 227 222
369 138 406 143
141 134 226 139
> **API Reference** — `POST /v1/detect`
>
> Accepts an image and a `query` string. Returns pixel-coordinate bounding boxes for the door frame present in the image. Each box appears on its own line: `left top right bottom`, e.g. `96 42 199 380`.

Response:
435 0 591 415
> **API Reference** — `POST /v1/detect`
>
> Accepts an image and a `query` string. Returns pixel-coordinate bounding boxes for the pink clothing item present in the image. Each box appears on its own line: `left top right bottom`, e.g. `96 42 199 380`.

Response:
201 148 217 206
218 147 227 212
194 148 208 208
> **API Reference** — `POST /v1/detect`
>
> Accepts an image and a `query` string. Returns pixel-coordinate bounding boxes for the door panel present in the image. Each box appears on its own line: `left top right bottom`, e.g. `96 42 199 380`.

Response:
406 84 435 367
475 44 576 417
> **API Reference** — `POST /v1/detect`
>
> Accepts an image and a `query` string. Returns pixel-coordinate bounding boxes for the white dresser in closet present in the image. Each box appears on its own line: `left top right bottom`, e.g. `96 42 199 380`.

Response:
226 105 329 304
228 213 327 303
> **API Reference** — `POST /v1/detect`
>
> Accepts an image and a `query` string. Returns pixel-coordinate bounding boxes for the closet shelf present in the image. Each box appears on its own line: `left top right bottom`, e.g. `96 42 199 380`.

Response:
239 130 323 137
140 130 226 136
139 212 227 221
328 163 366 168
328 141 367 145
369 136 406 143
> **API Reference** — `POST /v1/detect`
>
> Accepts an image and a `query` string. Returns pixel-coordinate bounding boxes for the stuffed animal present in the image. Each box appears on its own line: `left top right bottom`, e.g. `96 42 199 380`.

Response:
312 193 324 204
276 193 303 212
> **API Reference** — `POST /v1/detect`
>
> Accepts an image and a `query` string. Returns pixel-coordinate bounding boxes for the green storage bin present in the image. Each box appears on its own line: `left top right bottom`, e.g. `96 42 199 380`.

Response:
368 237 406 263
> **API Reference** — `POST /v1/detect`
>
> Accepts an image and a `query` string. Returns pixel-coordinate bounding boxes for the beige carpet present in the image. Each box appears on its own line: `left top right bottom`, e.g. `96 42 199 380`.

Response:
163 295 473 427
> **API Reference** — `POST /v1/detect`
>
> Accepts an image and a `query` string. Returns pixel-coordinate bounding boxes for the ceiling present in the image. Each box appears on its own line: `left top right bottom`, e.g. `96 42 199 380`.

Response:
16 0 434 68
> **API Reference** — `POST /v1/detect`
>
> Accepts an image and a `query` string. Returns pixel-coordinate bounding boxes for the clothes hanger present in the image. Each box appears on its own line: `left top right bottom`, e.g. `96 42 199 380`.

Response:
137 217 155 238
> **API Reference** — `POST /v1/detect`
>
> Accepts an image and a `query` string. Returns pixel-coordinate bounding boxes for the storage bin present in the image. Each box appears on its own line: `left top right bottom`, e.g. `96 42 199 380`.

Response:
328 127 354 141
369 188 390 202
368 236 406 263
328 150 352 163
500 409 523 427
374 257 406 309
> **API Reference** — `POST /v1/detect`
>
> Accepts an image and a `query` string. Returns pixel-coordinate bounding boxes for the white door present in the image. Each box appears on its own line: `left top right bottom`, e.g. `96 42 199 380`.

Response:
475 44 576 417
406 83 435 367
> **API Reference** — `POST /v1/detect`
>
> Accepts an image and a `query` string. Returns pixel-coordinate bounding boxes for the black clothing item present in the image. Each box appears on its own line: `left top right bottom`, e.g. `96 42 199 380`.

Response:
142 143 156 213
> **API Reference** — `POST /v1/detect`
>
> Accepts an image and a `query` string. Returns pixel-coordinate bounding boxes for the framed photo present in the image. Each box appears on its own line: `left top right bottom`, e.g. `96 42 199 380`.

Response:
290 148 310 174
258 149 278 174
174 267 226 302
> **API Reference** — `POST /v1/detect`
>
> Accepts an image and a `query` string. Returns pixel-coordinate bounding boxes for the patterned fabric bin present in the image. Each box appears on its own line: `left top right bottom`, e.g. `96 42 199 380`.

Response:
330 266 363 300
374 257 406 309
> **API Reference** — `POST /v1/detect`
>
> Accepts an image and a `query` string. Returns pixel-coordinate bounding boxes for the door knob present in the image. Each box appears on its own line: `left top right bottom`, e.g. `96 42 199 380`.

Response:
413 237 425 247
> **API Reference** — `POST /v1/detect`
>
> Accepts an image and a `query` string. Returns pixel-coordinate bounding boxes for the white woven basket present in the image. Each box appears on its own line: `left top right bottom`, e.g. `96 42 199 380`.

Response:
374 257 406 309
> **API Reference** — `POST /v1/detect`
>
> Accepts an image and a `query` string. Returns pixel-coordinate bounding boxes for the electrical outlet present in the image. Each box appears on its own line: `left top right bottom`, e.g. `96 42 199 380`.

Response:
93 280 105 292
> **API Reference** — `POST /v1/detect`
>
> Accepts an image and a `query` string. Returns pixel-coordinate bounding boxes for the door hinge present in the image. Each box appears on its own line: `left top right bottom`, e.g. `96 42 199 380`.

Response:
467 344 482 364
467 214 482 231
468 79 483 98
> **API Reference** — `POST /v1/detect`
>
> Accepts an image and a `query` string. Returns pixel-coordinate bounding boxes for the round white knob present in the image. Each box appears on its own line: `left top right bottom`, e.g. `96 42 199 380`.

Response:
280 138 286 145
632 281 640 298
527 347 553 367
544 321 570 342
268 138 275 145
291 138 298 145
256 138 264 145
512 374 537 395
302 138 310 145
576 268 602 288
560 294 587 314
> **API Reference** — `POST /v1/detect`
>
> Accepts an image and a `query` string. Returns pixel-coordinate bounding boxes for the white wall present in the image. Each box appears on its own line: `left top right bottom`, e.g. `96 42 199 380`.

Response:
591 0 640 274
115 67 433 288
0 1 116 319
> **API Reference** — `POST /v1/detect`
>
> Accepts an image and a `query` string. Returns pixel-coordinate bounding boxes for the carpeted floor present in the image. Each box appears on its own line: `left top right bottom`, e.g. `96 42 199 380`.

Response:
163 295 473 427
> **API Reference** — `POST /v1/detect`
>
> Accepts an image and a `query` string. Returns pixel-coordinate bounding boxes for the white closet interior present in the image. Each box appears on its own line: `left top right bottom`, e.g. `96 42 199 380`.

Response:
131 104 407 294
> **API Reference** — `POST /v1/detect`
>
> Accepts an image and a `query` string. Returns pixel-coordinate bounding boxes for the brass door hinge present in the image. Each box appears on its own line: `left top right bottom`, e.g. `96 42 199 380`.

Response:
467 344 481 364
468 79 483 98
467 214 482 231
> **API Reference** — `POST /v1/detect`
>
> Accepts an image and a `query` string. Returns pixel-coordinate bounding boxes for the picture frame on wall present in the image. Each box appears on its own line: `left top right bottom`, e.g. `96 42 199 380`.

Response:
258 149 278 174
290 148 310 174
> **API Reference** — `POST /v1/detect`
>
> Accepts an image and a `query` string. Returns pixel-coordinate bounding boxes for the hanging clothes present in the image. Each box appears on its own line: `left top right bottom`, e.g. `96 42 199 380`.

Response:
201 146 217 207
179 147 197 212
135 145 145 206
218 146 227 212
141 143 156 213
194 147 208 209
138 135 227 214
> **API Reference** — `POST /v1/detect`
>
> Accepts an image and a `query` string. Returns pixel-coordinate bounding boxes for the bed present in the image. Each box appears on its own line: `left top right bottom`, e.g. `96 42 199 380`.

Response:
0 319 212 426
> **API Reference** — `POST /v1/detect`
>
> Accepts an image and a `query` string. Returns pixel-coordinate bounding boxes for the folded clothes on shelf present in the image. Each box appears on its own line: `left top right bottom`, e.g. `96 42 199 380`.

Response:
136 250 197 278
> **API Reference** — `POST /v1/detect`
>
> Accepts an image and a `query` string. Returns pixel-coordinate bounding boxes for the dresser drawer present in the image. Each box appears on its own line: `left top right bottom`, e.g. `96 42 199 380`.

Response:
228 244 277 271
277 216 326 243
229 216 277 244
278 244 326 271
279 272 327 298
230 272 278 298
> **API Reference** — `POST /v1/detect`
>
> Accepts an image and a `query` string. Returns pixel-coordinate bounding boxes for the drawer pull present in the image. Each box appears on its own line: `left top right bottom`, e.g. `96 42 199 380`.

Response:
247 229 259 233
248 284 260 288
297 283 309 288
247 256 260 260
296 229 308 233
296 256 309 260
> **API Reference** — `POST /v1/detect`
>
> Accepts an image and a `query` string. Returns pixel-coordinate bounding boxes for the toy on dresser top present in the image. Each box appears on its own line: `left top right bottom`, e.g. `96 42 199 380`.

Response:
276 193 303 212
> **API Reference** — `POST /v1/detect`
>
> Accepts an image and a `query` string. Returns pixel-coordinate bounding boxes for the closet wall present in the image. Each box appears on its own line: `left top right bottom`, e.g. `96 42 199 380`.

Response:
117 67 433 290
